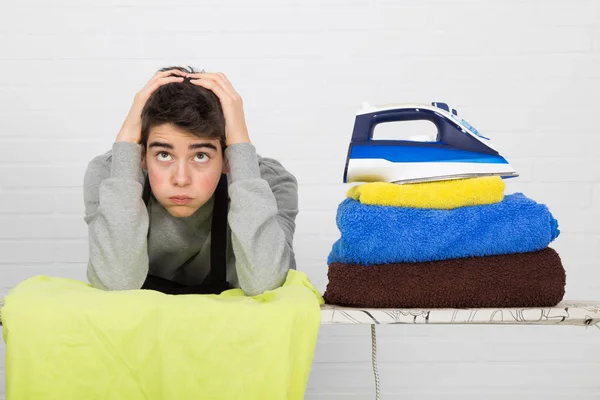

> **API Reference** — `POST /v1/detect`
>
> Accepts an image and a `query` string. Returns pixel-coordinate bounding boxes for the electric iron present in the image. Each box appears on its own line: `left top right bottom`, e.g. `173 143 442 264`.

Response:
343 102 518 184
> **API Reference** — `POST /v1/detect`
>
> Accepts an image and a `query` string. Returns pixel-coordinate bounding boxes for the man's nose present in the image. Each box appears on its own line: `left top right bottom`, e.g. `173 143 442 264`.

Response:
172 162 191 187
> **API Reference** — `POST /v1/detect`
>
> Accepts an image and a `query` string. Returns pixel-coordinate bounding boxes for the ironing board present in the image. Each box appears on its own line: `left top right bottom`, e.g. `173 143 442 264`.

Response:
3 300 598 326
3 301 600 399
320 301 600 325
320 301 600 399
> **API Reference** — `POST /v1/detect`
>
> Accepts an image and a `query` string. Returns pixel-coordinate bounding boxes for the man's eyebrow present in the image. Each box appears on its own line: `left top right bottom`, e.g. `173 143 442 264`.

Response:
148 141 218 151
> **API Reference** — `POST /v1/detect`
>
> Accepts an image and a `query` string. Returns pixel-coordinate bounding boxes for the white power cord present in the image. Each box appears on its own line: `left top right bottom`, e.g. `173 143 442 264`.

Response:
371 324 381 399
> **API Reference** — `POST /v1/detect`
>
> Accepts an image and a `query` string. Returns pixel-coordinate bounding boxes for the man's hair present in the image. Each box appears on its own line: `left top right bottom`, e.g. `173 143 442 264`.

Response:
140 65 226 152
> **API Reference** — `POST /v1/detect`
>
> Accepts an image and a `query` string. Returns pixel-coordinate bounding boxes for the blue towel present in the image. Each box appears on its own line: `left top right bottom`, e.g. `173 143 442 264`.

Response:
327 193 560 265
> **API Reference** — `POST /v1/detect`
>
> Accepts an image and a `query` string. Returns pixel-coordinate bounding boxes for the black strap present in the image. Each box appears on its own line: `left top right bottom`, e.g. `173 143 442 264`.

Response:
209 174 228 285
142 173 229 290
142 173 152 207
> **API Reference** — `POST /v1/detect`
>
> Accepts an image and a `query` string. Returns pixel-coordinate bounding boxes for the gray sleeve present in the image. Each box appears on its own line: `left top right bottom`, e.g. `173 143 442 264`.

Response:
83 141 150 290
225 143 299 296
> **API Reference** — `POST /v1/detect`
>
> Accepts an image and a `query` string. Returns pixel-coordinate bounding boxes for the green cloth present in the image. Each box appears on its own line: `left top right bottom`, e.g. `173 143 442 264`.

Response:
2 270 323 400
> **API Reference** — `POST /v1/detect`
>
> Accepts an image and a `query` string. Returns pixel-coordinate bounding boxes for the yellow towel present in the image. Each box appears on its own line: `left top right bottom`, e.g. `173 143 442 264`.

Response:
347 176 505 209
2 270 323 400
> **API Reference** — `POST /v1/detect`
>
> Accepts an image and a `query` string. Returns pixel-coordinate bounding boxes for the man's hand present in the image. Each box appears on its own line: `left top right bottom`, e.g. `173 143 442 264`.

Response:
116 69 187 144
187 72 251 147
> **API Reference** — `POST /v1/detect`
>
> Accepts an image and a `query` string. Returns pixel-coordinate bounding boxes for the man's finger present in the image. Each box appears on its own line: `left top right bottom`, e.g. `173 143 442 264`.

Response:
153 69 189 81
188 71 230 83
198 76 236 100
189 78 232 104
213 72 236 93
216 72 234 88
188 73 237 99
155 75 186 86
145 76 184 93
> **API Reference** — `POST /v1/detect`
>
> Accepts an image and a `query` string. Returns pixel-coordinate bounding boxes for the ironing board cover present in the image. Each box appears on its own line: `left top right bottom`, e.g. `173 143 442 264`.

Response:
320 301 600 326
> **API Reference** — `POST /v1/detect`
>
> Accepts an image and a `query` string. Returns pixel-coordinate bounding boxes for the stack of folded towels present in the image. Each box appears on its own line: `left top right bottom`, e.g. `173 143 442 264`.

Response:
323 176 566 308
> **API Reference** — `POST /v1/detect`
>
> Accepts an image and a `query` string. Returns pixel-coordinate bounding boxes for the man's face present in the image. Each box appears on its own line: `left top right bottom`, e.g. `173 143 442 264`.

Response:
141 123 228 218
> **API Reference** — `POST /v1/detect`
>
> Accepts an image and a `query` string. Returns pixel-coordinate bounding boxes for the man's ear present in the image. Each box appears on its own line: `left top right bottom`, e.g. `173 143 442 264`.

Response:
141 148 147 171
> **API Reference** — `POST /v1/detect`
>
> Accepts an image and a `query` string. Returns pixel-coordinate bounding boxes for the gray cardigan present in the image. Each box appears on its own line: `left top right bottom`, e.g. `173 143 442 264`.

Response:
83 141 298 296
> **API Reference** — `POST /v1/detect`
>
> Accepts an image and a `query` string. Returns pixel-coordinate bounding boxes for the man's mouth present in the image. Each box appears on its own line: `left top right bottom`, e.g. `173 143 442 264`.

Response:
169 196 193 205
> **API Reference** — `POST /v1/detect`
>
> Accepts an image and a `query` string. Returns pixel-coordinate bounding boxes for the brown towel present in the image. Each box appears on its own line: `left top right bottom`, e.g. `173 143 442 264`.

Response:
324 247 566 308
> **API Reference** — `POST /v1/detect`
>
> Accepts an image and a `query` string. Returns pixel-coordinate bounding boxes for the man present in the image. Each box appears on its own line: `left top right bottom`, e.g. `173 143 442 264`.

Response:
83 66 298 296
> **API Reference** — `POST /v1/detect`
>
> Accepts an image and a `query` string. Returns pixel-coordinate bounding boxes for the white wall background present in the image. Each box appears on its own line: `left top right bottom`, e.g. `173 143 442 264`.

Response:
1 0 599 398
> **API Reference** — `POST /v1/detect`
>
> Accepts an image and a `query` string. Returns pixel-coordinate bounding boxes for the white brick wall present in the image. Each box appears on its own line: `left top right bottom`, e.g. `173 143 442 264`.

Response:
1 0 599 398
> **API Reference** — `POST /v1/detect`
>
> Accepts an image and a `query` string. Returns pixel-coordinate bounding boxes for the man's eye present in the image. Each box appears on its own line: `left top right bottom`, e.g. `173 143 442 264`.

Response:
195 153 209 163
157 152 172 161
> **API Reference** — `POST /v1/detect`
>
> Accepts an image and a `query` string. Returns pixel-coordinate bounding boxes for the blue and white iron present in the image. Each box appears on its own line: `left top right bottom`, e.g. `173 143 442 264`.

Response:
343 102 518 184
